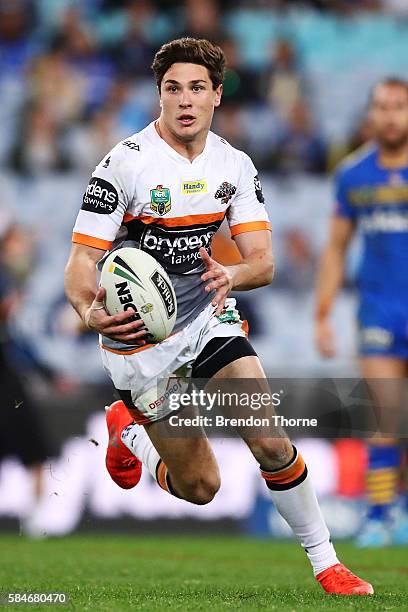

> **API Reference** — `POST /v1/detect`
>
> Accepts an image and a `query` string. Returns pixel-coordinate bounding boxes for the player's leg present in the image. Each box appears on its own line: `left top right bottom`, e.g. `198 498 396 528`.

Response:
211 353 373 595
106 397 220 504
357 355 406 547
143 419 220 504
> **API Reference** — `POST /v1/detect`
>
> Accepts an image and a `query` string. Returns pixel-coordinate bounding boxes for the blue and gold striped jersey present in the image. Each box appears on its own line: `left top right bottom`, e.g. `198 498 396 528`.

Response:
335 144 408 297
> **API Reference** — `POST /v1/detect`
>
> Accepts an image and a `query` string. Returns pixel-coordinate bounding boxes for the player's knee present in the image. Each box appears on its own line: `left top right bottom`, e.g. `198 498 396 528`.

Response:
250 437 293 470
179 472 220 505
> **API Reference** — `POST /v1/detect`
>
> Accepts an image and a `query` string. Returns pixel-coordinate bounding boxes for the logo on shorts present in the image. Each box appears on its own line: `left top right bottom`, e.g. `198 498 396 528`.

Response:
182 180 207 195
150 270 176 319
150 185 172 216
215 181 236 205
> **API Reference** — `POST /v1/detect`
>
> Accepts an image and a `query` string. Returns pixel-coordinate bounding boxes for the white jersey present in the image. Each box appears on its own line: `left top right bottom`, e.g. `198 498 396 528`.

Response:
72 121 270 351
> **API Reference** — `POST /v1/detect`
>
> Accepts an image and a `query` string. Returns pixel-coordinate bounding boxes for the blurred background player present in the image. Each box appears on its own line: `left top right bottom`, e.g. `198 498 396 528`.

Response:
315 78 408 547
0 210 53 537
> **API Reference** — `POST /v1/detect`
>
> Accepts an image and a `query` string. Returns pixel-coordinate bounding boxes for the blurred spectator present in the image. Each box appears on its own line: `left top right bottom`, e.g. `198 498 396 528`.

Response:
51 7 115 115
212 102 249 151
108 0 157 78
329 113 374 170
0 214 53 536
347 114 373 153
273 229 317 291
221 38 260 105
29 42 85 125
8 99 72 176
268 99 327 174
0 0 38 78
382 0 408 17
180 0 225 42
261 38 305 122
68 107 126 173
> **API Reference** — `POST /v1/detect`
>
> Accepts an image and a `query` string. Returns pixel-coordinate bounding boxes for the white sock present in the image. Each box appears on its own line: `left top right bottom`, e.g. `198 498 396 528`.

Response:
121 422 161 480
267 474 339 576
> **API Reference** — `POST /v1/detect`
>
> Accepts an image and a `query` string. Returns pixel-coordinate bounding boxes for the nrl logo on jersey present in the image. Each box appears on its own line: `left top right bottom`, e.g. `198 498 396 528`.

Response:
182 180 208 195
150 185 172 215
214 181 237 205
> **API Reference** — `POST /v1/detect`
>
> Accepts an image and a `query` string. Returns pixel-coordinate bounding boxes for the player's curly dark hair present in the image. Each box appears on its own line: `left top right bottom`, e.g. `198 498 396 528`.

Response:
151 38 225 91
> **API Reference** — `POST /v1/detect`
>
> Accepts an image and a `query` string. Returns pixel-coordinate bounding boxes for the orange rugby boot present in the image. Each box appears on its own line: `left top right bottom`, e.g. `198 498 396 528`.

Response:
316 563 374 595
105 400 142 489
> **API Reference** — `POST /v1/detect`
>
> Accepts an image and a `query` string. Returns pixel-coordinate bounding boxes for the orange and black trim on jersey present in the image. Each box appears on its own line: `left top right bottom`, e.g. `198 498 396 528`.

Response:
99 326 182 355
230 221 271 237
123 211 226 227
261 446 308 490
72 232 112 250
100 342 156 355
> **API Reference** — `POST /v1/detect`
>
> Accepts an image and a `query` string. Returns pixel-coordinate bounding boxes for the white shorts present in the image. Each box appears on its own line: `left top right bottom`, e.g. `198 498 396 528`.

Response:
100 298 247 424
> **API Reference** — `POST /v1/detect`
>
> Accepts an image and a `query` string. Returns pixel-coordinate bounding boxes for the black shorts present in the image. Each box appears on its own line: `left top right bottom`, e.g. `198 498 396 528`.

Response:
192 336 257 381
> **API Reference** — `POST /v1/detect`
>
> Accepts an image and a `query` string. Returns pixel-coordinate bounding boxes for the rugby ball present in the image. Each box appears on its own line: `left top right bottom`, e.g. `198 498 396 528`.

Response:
100 247 177 342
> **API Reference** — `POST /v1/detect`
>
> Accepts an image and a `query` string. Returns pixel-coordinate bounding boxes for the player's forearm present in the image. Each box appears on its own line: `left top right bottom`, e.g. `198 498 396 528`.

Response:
315 246 346 321
228 249 274 290
64 247 101 321
65 264 97 321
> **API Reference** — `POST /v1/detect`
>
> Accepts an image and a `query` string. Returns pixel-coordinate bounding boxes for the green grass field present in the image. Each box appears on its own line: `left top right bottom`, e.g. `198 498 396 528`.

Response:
0 534 406 610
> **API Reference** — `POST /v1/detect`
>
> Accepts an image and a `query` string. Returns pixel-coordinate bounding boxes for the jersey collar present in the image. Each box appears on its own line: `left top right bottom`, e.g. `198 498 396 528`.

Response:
148 120 212 165
376 147 408 170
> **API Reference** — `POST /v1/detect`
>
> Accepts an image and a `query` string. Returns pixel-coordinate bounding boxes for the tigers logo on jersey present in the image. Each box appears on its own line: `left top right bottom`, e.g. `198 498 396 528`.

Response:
215 181 236 205
150 185 172 216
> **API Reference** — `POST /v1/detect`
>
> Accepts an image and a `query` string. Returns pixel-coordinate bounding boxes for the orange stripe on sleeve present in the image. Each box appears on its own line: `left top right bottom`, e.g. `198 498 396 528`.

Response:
72 232 112 250
230 221 271 237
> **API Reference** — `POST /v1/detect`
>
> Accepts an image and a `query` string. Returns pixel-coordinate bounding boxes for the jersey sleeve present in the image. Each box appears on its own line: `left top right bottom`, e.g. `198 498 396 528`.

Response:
334 166 356 220
227 152 271 238
72 144 135 251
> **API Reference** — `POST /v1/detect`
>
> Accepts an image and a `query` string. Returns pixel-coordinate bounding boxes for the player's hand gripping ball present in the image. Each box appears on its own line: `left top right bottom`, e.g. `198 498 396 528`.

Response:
100 247 177 342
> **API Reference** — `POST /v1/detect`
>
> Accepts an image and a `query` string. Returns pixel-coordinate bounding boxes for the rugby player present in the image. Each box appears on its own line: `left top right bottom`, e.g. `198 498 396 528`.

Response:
65 38 372 594
315 78 408 547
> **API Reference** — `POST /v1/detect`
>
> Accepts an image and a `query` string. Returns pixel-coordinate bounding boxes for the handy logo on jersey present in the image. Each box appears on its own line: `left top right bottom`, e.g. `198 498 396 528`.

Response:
214 181 237 205
150 185 172 216
182 180 208 195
